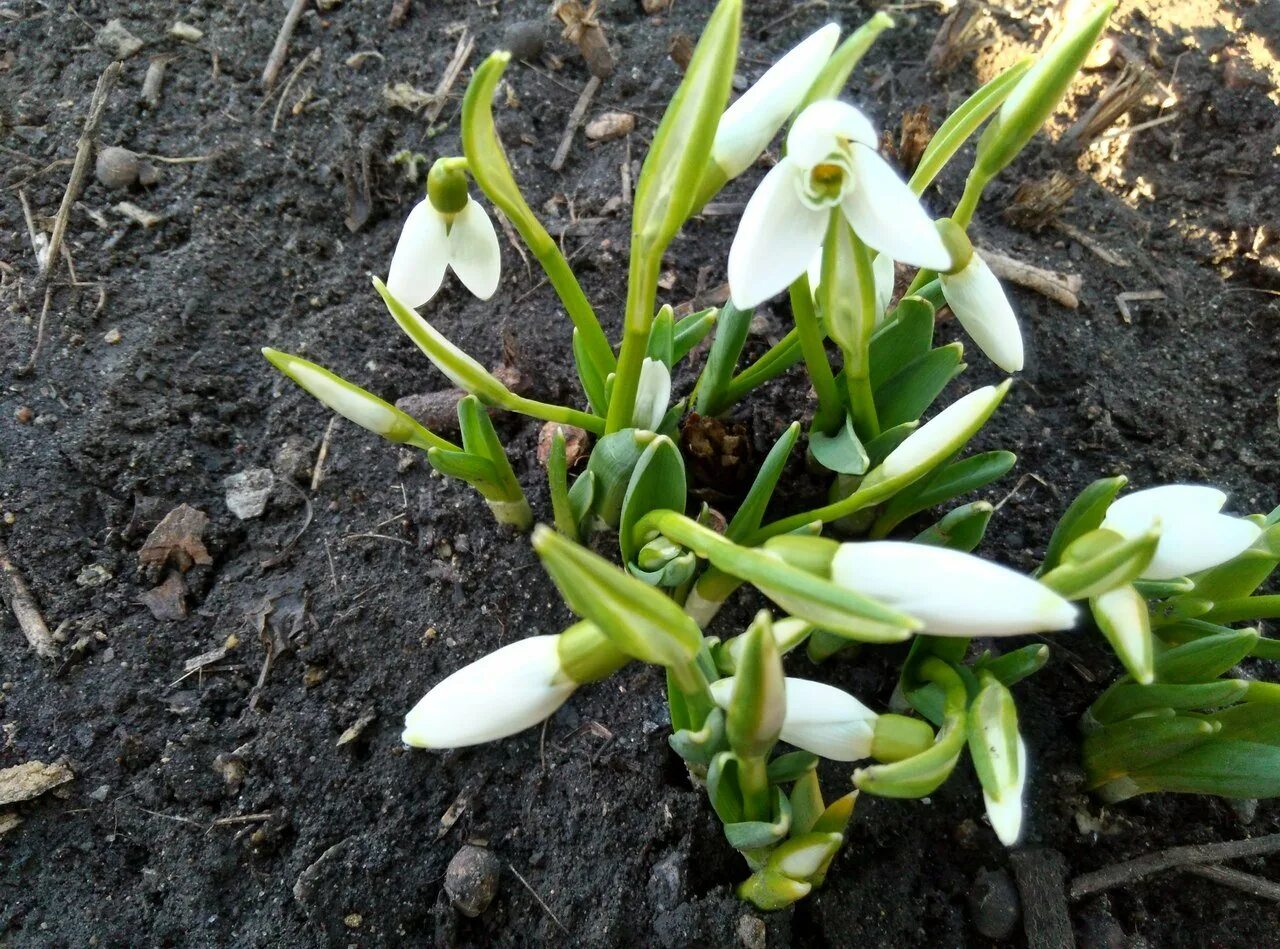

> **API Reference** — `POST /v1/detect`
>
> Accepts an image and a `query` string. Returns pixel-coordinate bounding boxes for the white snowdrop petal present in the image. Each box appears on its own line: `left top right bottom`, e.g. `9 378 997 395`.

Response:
711 676 877 761
287 360 396 436
842 146 952 272
983 737 1027 846
787 100 879 167
713 23 842 179
1143 511 1262 581
631 357 672 432
940 255 1024 372
831 542 1078 637
446 198 502 300
402 636 574 748
872 252 895 320
387 200 450 308
879 385 1001 481
728 160 828 308
1102 484 1227 537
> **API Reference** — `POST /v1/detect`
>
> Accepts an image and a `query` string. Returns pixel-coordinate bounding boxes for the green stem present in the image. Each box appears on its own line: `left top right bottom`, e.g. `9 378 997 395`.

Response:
670 657 717 730
790 275 842 433
506 394 605 434
738 754 771 822
842 233 881 439
534 244 616 375
1206 596 1280 624
951 172 987 230
749 482 883 543
605 253 662 433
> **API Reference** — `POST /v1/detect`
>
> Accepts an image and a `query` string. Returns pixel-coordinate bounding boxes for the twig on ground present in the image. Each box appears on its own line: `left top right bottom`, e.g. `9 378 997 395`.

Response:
17 285 54 376
424 31 474 126
551 75 602 172
261 478 314 568
311 415 338 491
1115 289 1166 324
0 540 57 658
272 48 321 132
1054 220 1131 267
141 56 171 109
18 189 47 267
263 0 309 91
1011 849 1075 949
41 62 122 287
507 863 570 935
980 247 1082 309
1185 864 1280 903
1069 833 1280 899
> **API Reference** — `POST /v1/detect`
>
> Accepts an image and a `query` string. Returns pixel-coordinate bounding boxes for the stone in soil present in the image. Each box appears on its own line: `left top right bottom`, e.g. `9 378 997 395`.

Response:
444 844 500 917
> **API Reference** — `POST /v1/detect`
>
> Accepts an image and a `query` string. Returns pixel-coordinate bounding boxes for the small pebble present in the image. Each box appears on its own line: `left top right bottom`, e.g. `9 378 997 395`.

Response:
104 328 122 344
95 147 139 190
967 867 1020 940
444 844 500 917
169 21 203 42
737 914 767 949
88 785 110 803
95 19 143 58
15 406 34 425
137 162 160 187
343 913 362 929
503 20 547 62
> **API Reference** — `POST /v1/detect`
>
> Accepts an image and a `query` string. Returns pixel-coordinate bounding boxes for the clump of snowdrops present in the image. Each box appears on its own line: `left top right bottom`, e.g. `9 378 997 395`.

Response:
264 0 1280 909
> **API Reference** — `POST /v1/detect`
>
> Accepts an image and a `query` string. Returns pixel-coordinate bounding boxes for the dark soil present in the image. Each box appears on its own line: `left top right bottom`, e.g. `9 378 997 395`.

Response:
3 0 1279 945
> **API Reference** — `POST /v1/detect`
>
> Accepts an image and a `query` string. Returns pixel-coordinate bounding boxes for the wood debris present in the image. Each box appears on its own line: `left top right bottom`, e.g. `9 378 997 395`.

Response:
1115 289 1166 323
1061 61 1158 151
115 201 163 228
138 504 213 571
585 111 634 142
538 422 590 468
1071 833 1280 900
1004 172 1078 232
0 540 56 658
980 248 1082 309
141 572 188 621
423 31 475 125
141 57 170 109
263 0 310 91
551 76 602 171
0 812 22 837
388 0 412 29
0 759 74 806
926 2 988 75
894 105 933 175
555 1 614 79
382 82 435 113
169 21 203 43
336 708 377 747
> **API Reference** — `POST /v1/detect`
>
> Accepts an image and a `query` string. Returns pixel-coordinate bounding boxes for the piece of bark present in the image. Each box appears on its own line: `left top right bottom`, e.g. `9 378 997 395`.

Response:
138 504 212 571
555 1 614 78
0 760 75 806
141 572 188 621
1011 849 1076 949
0 540 57 658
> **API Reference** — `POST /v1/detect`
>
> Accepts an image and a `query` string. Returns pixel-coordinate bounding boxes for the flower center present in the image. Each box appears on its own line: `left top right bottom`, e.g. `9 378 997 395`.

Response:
800 153 853 209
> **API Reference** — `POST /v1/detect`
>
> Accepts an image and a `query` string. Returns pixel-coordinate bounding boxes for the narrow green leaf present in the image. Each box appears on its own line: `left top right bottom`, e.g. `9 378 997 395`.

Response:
1083 712 1217 786
875 451 1015 536
974 644 1049 688
646 304 676 367
695 302 752 415
426 448 500 489
1153 629 1259 684
809 413 870 476
673 308 718 364
1090 680 1250 726
1114 739 1280 800
769 751 820 785
1039 475 1128 574
873 343 965 429
1092 584 1155 684
1040 527 1158 601
726 612 786 760
619 435 687 564
788 770 824 837
967 676 1020 803
546 427 578 541
726 421 801 543
572 329 609 417
913 500 994 553
869 297 935 389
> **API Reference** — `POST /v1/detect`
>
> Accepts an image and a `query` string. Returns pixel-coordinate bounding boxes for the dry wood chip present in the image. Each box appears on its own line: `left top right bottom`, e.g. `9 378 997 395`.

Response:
382 82 435 113
138 504 212 571
184 644 231 673
336 708 377 747
585 111 634 142
0 811 22 836
555 1 614 78
115 201 163 228
0 760 75 806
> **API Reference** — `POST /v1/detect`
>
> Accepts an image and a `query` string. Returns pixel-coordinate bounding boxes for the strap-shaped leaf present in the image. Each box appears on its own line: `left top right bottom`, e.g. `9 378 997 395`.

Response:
619 435 686 564
1092 584 1155 684
912 500 994 552
1090 680 1249 727
694 302 752 416
646 305 676 367
1104 739 1280 801
546 426 578 541
869 297 935 389
809 413 870 476
1153 628 1259 683
1083 711 1217 786
874 450 1015 536
673 308 718 364
572 328 609 417
873 343 965 429
1040 527 1157 600
726 421 801 543
724 788 792 850
1039 475 1128 575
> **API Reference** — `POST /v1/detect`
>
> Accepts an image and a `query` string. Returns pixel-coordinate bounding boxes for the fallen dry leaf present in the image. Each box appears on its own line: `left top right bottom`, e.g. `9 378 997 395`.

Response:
138 504 212 571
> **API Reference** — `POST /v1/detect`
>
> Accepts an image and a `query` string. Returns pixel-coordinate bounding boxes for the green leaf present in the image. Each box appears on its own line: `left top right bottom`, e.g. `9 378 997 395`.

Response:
567 469 596 535
1039 475 1127 575
695 302 752 415
1083 711 1217 787
1089 680 1250 726
724 788 792 850
809 413 870 476
874 451 1015 536
619 435 686 564
726 612 786 760
1153 629 1259 684
974 644 1049 689
646 304 676 367
1211 703 1280 746
805 629 859 665
725 422 801 543
863 421 918 468
532 526 703 668
802 12 893 105
737 870 811 912
546 427 578 541
913 500 994 553
426 448 500 490
787 770 824 837
908 57 1033 194
1106 739 1280 801
572 328 609 417
1040 527 1158 600
571 429 651 528
1092 584 1155 685
631 0 741 253
869 297 935 389
707 750 744 824
1185 523 1280 601
669 706 726 766
768 751 820 785
673 308 718 365
967 676 1021 806
873 343 965 429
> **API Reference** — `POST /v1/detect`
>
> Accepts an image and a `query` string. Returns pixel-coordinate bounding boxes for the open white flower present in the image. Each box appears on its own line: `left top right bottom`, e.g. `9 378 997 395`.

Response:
940 253 1023 373
711 676 877 762
728 100 951 309
402 636 574 748
387 193 500 308
711 23 842 180
831 542 1078 637
1101 485 1262 581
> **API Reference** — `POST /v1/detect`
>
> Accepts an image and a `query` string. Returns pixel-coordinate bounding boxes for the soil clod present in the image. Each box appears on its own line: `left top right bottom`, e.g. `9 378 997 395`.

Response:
968 866 1021 940
445 844 501 917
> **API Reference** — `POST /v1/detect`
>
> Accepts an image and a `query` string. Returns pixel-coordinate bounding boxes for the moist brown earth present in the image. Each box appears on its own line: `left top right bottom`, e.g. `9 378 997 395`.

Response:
2 0 1279 945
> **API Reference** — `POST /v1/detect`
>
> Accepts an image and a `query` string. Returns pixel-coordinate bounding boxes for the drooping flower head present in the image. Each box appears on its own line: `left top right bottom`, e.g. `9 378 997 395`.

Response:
934 218 1024 373
729 100 951 309
387 157 501 308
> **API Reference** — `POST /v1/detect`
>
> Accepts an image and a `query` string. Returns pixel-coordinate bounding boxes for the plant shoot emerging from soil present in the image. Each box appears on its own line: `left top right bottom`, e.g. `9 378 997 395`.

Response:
263 0 1280 910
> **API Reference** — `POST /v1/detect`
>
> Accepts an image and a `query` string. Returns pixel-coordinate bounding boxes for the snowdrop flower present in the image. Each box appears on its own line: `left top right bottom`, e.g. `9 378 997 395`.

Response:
712 676 878 762
934 219 1023 373
728 100 951 309
403 636 575 748
984 737 1027 846
387 157 500 308
872 382 1009 486
631 358 672 431
711 23 842 180
1101 485 1262 581
831 542 1078 637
